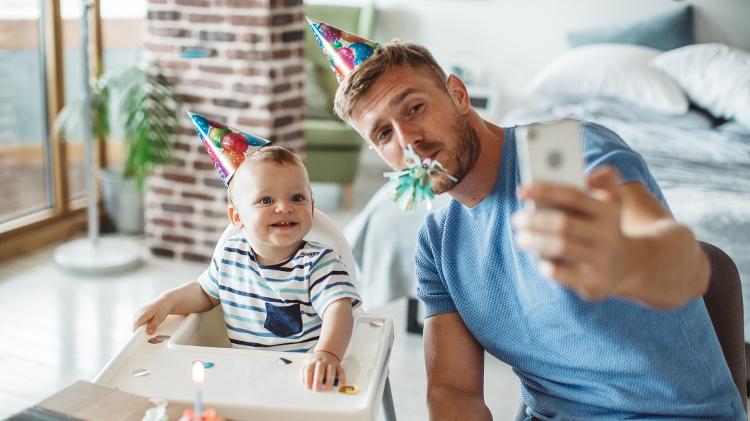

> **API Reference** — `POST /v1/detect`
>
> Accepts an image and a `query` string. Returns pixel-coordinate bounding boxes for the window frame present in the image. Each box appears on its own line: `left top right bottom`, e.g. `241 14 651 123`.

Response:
0 0 106 261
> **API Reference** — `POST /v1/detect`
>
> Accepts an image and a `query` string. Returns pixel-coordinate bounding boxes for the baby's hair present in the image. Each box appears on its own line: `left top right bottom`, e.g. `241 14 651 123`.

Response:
227 145 307 205
248 145 304 167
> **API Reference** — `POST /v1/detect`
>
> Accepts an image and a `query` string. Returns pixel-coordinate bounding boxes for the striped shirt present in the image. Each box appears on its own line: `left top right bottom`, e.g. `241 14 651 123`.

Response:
198 235 361 352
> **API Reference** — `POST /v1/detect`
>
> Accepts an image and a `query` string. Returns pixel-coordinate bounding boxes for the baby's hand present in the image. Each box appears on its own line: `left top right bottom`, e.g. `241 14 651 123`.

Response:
302 350 345 391
132 297 171 335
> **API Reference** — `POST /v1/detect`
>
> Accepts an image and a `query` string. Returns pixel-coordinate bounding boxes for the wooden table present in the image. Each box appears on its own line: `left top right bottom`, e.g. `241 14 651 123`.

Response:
8 380 191 421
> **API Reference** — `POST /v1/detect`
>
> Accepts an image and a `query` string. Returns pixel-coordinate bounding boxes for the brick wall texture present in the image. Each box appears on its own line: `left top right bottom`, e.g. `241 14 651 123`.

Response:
144 0 305 262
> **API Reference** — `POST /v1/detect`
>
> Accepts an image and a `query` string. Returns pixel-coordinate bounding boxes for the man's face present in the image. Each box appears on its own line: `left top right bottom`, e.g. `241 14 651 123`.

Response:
228 161 314 250
349 66 480 194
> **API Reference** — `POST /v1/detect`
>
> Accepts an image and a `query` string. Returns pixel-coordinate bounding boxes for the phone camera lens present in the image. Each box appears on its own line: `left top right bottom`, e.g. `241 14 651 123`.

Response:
548 150 563 169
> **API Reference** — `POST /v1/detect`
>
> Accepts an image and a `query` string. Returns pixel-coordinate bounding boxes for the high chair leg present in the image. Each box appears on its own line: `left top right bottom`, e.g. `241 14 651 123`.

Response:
382 376 397 421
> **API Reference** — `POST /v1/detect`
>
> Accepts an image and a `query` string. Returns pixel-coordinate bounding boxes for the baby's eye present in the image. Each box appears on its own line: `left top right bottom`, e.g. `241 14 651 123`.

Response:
291 194 306 202
259 197 273 205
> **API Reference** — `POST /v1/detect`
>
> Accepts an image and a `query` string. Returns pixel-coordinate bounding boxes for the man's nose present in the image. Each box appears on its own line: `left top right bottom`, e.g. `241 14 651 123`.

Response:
394 121 424 151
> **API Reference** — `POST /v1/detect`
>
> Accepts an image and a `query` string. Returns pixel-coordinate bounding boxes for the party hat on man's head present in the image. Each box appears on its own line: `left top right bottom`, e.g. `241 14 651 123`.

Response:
306 16 379 83
187 111 270 186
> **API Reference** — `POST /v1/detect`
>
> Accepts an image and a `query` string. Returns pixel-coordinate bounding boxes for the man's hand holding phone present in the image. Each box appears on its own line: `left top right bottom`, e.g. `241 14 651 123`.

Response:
513 119 629 301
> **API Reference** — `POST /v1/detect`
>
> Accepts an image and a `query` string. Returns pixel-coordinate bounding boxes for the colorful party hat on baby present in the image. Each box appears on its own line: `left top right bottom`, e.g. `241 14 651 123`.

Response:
187 111 270 186
306 16 379 83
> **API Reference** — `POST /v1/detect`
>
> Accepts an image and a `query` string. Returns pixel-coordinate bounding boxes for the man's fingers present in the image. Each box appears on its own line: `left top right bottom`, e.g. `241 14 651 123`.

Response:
515 230 591 261
512 209 595 244
521 183 599 216
586 166 622 204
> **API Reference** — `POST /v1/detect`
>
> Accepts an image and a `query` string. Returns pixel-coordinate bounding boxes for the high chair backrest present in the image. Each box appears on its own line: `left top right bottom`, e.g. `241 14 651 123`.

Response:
216 209 365 314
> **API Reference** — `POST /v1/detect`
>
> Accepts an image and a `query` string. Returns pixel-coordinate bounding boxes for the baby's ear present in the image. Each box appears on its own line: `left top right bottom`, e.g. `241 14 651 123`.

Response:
227 202 242 227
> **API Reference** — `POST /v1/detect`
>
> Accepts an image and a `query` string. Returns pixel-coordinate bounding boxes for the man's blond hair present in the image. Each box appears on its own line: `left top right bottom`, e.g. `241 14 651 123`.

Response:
333 40 447 123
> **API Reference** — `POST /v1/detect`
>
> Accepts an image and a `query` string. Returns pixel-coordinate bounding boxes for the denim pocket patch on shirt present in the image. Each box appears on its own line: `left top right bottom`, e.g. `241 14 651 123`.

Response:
264 302 303 337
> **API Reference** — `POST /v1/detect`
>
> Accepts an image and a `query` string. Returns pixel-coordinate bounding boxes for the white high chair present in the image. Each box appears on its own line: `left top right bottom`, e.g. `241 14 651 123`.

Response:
94 210 397 421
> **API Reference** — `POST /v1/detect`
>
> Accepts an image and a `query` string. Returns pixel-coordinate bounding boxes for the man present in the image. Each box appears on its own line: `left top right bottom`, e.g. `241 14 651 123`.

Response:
333 41 744 420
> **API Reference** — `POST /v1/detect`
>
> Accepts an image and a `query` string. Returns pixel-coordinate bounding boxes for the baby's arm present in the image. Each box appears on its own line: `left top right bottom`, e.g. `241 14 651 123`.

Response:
133 281 219 335
303 298 353 391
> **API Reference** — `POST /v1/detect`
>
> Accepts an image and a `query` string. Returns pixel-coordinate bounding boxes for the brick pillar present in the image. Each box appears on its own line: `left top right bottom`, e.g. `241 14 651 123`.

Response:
143 0 305 262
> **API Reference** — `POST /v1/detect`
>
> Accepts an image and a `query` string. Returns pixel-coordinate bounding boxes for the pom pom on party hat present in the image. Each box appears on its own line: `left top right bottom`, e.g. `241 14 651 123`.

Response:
187 111 270 186
305 16 379 82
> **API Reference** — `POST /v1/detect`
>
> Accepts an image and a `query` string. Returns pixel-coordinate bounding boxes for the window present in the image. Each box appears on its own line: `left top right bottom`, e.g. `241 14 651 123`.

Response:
0 1 54 223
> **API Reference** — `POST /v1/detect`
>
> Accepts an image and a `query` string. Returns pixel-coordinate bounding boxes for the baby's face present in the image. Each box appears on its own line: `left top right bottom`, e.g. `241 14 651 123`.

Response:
229 161 313 251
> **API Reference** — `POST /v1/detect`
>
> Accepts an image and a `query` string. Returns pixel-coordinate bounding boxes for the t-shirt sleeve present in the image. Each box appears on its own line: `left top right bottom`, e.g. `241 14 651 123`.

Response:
581 122 669 208
308 249 361 316
197 240 223 300
415 215 457 318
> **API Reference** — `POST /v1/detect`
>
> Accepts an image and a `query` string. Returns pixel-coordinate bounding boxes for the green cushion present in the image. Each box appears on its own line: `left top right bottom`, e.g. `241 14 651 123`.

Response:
303 4 376 113
302 4 375 184
304 119 363 150
304 62 333 119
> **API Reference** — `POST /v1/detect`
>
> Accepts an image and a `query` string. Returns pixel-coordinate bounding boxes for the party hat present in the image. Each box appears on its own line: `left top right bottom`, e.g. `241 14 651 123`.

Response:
306 16 379 82
187 111 270 186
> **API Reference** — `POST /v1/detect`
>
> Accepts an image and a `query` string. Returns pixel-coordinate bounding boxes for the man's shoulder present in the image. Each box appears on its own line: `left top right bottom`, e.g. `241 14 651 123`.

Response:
580 120 631 150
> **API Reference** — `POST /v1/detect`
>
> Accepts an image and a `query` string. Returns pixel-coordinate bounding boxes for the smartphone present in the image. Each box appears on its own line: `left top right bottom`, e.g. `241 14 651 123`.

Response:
516 119 585 189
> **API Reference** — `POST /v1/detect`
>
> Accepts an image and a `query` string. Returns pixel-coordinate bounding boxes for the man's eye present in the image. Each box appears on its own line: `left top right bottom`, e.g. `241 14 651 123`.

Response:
292 194 306 202
259 197 272 205
377 128 392 144
409 103 423 115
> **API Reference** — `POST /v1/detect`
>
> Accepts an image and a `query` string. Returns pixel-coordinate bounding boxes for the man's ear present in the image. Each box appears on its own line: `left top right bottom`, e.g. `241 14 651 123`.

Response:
446 74 471 114
311 198 315 218
227 202 242 228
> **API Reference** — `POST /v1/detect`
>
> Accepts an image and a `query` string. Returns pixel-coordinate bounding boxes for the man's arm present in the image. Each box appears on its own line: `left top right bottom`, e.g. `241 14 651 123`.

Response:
514 166 709 309
424 312 492 421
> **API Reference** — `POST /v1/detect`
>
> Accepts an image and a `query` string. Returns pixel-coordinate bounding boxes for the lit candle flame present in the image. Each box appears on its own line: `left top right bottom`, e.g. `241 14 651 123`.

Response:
192 361 204 384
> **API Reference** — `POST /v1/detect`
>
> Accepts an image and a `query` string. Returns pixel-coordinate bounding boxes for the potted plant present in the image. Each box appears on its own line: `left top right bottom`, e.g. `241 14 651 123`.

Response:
55 66 181 233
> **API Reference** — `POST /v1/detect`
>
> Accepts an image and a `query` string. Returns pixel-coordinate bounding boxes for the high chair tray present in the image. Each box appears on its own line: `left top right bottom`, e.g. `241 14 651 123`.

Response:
94 307 394 421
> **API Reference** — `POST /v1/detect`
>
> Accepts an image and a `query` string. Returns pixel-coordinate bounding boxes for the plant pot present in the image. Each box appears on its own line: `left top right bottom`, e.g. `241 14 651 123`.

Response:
100 168 144 234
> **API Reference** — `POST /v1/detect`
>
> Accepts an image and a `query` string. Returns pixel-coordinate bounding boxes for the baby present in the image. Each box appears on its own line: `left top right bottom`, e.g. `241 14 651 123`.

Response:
133 145 360 391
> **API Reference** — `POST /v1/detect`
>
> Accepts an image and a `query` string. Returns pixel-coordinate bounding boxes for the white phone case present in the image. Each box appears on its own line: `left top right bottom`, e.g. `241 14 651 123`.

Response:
516 119 585 189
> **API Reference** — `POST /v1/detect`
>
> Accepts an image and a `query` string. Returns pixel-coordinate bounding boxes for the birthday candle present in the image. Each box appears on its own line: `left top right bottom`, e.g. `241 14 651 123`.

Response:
192 361 204 420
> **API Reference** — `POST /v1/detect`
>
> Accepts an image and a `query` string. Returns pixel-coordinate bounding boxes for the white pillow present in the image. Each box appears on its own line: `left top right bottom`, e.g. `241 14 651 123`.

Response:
651 43 750 127
524 44 689 115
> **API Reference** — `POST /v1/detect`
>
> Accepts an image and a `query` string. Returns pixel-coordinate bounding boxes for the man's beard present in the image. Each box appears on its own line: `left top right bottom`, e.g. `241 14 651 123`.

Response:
430 115 481 194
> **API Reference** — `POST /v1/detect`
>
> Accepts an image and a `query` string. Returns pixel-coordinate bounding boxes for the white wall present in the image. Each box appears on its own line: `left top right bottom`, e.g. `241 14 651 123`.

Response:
306 0 750 120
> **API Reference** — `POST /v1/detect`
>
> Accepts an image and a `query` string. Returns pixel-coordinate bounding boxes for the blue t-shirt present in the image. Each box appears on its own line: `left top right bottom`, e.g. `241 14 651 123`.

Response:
415 123 744 420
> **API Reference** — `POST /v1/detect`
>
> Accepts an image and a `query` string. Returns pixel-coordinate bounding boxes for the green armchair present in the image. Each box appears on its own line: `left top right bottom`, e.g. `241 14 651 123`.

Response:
303 3 376 209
